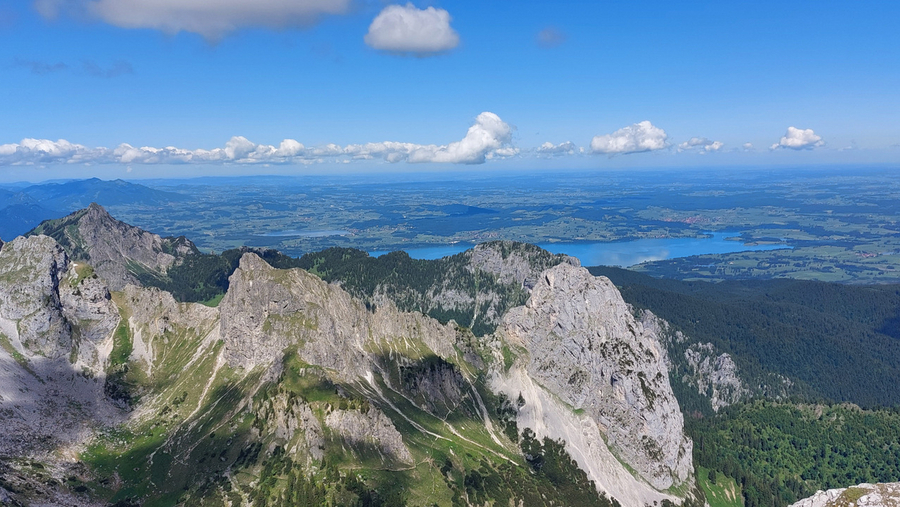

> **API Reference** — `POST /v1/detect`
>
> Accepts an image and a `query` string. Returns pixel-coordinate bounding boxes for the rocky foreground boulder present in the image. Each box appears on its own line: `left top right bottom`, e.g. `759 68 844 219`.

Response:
790 483 900 507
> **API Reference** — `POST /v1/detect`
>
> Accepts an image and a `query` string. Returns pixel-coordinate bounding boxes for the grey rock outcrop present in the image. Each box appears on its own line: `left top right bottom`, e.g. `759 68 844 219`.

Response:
59 266 121 371
325 407 413 464
27 203 196 290
468 240 579 286
499 263 693 490
683 344 746 411
254 388 325 463
790 483 900 507
643 311 748 411
219 253 458 381
0 235 71 357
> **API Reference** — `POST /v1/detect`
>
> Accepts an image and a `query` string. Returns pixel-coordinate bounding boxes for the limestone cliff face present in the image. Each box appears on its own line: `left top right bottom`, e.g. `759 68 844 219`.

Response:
0 235 121 455
0 235 118 369
641 310 748 412
499 263 693 490
790 483 900 507
220 252 458 382
0 235 72 358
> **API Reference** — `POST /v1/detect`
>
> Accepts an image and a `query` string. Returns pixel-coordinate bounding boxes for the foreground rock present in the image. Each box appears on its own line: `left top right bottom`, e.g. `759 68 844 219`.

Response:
790 482 900 507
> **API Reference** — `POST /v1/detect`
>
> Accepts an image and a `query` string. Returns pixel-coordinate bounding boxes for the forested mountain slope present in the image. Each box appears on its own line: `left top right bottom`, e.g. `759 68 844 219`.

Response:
590 266 900 408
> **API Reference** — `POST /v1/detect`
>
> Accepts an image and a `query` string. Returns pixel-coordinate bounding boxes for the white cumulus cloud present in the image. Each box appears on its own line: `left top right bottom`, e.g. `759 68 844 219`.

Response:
771 127 825 150
590 121 669 155
677 137 724 153
537 141 577 155
364 3 459 55
0 112 516 167
407 112 515 163
0 138 106 164
34 0 351 39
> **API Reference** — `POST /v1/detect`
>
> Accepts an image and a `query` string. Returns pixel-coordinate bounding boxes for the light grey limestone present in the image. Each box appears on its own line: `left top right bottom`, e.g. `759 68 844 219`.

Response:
325 407 413 464
499 263 693 490
790 483 900 507
219 252 458 381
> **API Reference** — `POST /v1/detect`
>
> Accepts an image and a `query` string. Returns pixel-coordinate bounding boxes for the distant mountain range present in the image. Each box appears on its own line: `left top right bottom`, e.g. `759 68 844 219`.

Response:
0 178 185 241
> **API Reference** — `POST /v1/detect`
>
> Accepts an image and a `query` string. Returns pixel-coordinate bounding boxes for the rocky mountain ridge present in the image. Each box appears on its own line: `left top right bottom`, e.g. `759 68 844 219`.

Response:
0 205 701 506
27 203 197 291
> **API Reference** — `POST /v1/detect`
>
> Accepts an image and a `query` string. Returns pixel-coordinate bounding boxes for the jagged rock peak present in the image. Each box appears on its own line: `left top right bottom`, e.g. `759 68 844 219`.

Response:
467 240 579 287
790 482 900 507
500 262 693 490
220 252 458 379
86 201 110 215
27 203 197 290
239 249 272 271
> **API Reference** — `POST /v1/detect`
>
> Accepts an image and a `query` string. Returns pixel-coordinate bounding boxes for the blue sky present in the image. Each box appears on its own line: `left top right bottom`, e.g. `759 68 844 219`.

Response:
2 0 899 180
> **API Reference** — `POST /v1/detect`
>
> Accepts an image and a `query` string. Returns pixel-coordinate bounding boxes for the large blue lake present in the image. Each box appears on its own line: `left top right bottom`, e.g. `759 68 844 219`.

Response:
370 232 789 267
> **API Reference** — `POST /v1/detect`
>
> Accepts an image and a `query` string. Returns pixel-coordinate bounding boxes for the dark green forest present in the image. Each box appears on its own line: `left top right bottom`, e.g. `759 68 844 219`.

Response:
589 266 900 408
687 401 900 507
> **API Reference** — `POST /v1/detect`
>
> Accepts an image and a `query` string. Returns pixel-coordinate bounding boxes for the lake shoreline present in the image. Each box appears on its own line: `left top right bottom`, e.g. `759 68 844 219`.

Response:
370 232 792 268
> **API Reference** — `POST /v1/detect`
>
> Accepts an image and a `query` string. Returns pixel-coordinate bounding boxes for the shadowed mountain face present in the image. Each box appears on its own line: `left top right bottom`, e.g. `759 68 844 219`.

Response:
0 203 65 242
14 178 187 210
0 178 187 241
0 206 701 507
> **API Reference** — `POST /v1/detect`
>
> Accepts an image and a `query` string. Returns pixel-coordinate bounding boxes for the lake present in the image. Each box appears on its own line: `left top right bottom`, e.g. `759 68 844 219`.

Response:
370 232 789 267
260 229 350 238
